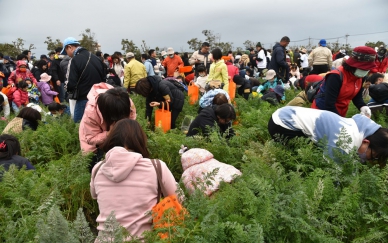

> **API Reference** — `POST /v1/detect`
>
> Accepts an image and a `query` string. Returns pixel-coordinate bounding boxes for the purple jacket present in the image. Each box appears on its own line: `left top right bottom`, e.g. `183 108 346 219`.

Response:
37 81 58 105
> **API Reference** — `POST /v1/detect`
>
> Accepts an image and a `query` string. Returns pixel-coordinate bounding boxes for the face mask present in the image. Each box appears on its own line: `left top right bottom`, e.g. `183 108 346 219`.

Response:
163 55 167 59
169 55 174 58
24 60 28 64
358 146 368 163
0 60 3 64
28 84 32 88
19 67 27 72
354 69 369 78
199 73 206 77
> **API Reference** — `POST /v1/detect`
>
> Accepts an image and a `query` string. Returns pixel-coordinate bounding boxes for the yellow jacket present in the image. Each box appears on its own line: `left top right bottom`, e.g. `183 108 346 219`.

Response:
207 60 229 92
123 59 147 88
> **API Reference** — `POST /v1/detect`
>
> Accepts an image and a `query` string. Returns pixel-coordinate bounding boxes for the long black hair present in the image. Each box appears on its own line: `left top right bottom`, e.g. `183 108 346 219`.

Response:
97 87 131 129
0 134 21 160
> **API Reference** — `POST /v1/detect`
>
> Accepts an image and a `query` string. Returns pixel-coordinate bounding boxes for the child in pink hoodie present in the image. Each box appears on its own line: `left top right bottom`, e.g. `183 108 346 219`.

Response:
90 119 177 241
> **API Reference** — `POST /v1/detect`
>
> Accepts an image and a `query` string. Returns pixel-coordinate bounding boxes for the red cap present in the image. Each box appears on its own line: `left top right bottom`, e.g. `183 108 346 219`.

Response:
346 46 377 70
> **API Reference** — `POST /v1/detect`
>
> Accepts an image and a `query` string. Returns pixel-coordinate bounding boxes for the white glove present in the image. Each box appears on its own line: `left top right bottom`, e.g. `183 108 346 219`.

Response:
360 106 371 118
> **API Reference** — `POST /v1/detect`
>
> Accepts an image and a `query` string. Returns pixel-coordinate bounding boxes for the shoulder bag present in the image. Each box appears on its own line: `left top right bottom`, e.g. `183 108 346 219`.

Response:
151 159 185 239
67 52 91 100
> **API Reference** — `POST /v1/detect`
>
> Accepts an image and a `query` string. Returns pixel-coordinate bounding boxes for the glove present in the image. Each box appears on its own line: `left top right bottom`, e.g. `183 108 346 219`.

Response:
360 106 371 118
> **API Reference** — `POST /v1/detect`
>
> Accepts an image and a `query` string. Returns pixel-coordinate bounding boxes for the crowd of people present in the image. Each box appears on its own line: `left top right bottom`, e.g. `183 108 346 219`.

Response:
0 35 388 240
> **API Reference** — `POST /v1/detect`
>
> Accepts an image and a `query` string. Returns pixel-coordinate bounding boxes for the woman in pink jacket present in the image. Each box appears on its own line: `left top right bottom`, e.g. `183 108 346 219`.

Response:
79 83 136 168
90 119 177 240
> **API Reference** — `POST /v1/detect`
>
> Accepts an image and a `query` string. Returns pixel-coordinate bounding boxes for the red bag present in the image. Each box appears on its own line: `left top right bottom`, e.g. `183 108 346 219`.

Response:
155 102 171 133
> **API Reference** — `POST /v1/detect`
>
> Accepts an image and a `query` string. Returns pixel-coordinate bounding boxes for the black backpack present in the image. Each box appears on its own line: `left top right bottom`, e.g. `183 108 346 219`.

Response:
306 79 324 102
369 83 388 103
305 70 343 103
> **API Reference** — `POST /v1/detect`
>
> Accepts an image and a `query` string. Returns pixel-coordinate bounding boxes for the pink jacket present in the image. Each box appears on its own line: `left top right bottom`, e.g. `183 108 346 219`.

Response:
8 61 38 85
12 89 29 107
226 62 239 79
90 147 177 239
79 83 137 154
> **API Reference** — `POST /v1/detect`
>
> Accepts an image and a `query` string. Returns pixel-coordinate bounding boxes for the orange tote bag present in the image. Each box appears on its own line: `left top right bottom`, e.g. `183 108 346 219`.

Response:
229 79 236 100
187 81 199 105
155 102 171 133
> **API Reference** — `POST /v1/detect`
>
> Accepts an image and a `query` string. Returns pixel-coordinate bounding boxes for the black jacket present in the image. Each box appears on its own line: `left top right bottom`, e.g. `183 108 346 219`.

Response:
145 76 185 121
233 75 252 100
50 57 65 83
32 68 44 81
0 155 35 180
186 105 234 138
67 48 106 100
268 43 290 81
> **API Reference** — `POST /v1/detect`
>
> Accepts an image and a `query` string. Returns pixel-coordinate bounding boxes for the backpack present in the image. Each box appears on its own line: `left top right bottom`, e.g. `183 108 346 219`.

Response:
306 70 343 103
369 83 388 103
306 79 324 103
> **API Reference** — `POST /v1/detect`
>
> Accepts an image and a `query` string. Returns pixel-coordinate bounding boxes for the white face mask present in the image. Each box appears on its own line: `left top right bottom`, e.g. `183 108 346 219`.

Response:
354 69 369 78
0 60 3 64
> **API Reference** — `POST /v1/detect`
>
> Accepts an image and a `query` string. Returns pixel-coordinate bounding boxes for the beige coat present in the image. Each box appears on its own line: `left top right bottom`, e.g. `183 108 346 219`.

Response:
308 46 332 67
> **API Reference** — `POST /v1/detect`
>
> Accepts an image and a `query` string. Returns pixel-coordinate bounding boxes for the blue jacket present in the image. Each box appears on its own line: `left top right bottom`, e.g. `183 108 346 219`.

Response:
268 43 290 81
144 59 155 76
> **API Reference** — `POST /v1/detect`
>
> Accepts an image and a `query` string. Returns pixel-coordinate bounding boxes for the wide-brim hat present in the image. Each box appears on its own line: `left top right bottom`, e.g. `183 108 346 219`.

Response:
40 73 52 82
274 85 285 97
264 69 276 80
346 46 377 70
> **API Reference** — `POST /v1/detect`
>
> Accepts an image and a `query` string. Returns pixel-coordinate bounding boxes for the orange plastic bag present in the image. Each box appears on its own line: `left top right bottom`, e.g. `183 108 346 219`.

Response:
179 66 192 73
1 85 12 95
187 81 199 105
151 159 186 239
54 96 60 104
222 56 231 61
155 102 171 133
229 79 236 100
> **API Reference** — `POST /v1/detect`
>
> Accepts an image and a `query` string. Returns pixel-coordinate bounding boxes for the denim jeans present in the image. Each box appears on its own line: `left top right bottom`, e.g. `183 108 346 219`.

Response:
58 82 65 103
73 99 88 123
12 102 22 114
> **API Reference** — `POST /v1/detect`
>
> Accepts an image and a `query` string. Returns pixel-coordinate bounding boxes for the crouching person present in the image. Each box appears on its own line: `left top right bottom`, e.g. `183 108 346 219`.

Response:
90 119 177 240
180 148 241 196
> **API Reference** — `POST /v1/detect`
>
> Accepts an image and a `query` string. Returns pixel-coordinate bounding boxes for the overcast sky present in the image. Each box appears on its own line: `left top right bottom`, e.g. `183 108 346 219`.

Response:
1 0 387 57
